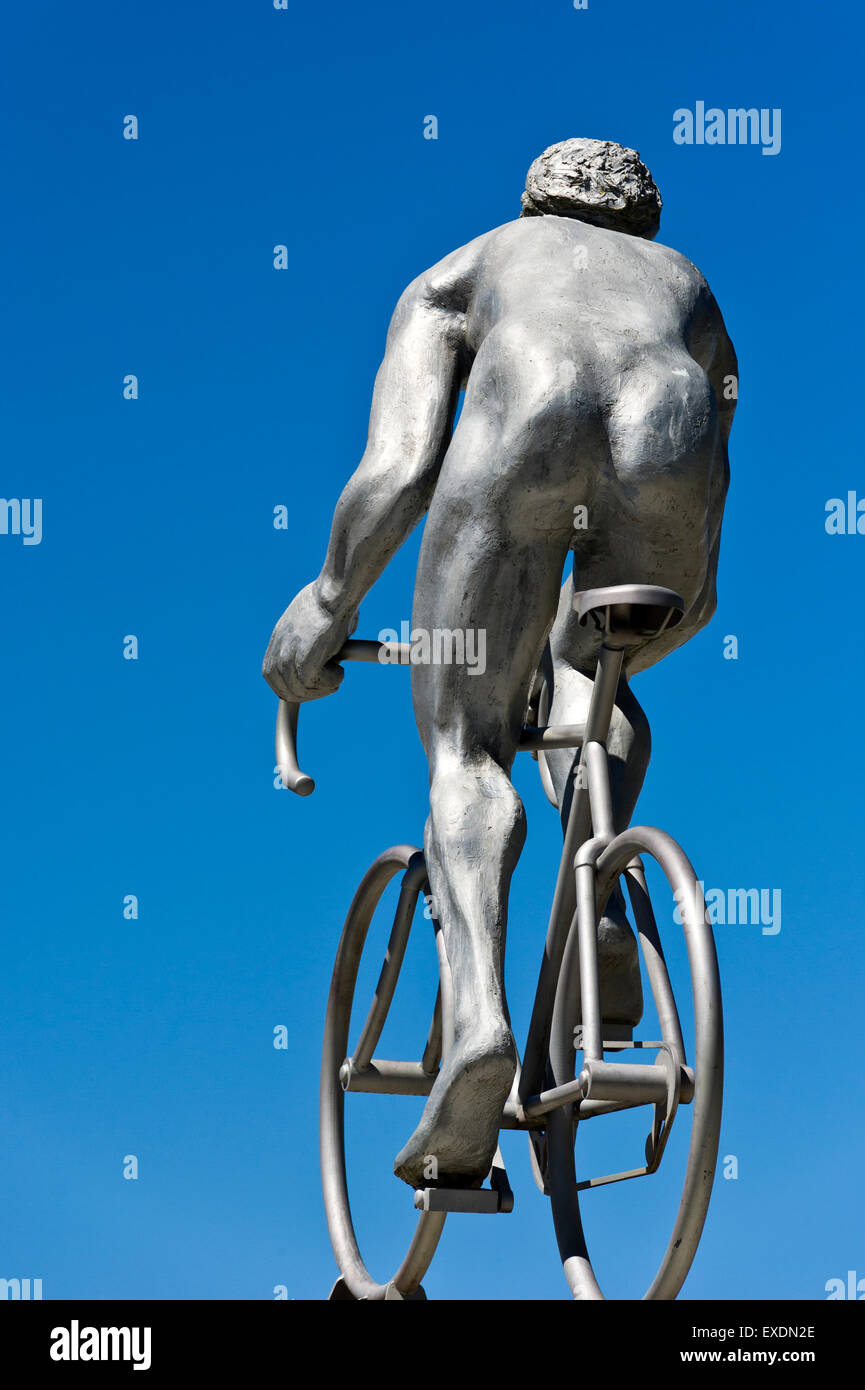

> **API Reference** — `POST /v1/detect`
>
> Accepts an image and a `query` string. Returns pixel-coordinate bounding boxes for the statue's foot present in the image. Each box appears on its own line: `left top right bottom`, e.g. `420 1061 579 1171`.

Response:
585 892 644 1026
393 1028 517 1189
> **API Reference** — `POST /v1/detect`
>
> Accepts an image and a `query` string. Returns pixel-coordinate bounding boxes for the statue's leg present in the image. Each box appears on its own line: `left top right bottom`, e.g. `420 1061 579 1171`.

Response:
393 441 575 1188
391 739 523 1189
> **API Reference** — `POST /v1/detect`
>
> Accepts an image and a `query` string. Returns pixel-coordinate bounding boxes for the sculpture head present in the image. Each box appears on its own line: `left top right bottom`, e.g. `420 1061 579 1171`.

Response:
520 138 662 240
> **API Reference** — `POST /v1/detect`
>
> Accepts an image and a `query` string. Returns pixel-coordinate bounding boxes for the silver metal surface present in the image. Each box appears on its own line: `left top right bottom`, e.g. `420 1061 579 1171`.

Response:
309 628 724 1298
274 699 314 796
352 855 427 1071
574 583 685 650
578 1058 670 1106
339 1059 437 1096
520 641 624 1105
519 724 586 751
549 830 722 1299
277 641 586 794
414 1188 503 1214
319 846 450 1300
266 137 734 1298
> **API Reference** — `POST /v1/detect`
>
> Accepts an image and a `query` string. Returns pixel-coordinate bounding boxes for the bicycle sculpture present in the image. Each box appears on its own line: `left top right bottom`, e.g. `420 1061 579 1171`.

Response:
263 139 737 1300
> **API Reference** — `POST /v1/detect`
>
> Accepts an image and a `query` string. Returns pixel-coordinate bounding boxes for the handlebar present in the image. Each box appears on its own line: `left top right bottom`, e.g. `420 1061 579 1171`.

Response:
274 637 586 797
275 638 411 795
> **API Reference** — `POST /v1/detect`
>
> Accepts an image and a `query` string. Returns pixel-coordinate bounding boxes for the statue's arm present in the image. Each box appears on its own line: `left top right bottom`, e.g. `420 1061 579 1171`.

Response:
262 268 468 703
314 275 465 625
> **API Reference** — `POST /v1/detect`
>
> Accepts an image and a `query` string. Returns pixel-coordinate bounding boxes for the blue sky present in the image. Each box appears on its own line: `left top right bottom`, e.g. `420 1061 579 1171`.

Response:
2 0 863 1300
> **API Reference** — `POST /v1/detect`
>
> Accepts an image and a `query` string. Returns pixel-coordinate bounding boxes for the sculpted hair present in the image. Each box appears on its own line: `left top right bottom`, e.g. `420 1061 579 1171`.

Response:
520 138 662 240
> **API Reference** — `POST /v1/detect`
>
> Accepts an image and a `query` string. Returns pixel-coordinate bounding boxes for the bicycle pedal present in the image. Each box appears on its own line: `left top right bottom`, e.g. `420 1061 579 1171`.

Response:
413 1185 513 1214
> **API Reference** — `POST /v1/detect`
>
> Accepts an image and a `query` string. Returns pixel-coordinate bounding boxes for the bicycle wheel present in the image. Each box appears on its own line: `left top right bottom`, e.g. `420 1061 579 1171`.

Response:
320 844 454 1300
546 826 723 1300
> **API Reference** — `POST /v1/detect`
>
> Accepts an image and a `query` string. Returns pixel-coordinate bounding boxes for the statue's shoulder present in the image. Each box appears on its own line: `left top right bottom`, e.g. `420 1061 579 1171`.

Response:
643 241 736 372
392 228 493 315
638 236 709 289
637 238 729 331
420 225 505 290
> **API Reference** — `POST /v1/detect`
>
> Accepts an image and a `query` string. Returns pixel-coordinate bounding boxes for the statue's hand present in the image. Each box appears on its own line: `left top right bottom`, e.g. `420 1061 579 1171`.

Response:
262 583 357 703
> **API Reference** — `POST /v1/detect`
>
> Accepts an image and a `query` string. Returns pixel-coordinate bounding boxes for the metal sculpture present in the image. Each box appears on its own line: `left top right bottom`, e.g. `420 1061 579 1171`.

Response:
263 138 736 1298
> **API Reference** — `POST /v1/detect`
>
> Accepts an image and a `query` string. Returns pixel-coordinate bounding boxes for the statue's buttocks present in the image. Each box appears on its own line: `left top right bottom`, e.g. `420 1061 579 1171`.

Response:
428 215 728 626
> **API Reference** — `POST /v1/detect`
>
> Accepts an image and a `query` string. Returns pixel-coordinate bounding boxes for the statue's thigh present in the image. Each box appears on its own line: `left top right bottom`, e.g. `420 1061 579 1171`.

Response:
409 465 575 760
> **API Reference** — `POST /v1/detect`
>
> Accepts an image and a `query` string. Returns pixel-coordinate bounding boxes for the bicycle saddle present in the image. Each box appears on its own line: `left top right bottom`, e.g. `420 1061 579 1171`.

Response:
574 584 685 648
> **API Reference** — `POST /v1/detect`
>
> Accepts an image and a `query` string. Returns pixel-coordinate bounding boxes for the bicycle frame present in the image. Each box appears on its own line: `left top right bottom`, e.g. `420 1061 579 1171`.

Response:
515 639 624 1110
277 575 728 1300
286 619 722 1298
278 632 706 1146
278 635 634 1115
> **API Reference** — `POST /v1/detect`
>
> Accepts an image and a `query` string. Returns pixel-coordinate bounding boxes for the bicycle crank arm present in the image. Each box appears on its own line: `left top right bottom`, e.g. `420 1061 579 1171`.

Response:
520 1056 694 1121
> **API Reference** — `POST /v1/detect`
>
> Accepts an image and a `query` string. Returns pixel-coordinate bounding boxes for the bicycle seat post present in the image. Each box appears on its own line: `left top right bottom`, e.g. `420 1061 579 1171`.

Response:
582 642 626 749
